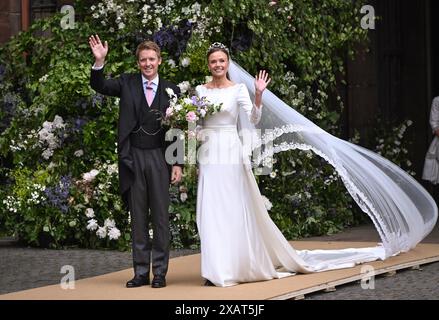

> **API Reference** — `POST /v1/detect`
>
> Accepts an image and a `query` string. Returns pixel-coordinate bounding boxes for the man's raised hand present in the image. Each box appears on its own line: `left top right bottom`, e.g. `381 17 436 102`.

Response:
89 34 108 67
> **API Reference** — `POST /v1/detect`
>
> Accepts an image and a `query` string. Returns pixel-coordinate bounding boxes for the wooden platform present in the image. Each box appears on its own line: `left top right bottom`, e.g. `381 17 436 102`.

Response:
1 241 438 300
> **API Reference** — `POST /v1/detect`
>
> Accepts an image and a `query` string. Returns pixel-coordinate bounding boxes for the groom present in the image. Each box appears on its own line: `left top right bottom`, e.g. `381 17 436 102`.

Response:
89 35 182 288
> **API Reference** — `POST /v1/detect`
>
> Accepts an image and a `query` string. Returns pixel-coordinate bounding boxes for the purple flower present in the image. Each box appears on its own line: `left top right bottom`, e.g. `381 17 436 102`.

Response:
74 117 88 133
75 98 89 110
152 21 192 59
44 175 72 214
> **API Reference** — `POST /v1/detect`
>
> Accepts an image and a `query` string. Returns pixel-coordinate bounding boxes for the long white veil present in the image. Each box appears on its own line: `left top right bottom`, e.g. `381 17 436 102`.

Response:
229 60 438 258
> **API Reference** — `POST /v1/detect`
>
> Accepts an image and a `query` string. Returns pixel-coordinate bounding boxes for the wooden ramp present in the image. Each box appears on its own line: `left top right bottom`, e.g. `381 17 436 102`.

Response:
1 241 439 300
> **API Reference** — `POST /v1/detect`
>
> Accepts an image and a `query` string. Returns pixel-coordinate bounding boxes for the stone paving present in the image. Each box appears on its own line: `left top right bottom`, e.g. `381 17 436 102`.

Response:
0 224 438 299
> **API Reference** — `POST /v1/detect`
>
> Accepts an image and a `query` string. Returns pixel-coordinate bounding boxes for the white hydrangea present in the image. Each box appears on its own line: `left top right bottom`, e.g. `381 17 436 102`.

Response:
38 115 65 160
85 208 95 218
86 219 98 231
108 227 121 240
96 226 107 239
83 169 100 182
74 149 84 157
106 163 118 175
104 218 116 229
177 81 191 93
180 57 190 67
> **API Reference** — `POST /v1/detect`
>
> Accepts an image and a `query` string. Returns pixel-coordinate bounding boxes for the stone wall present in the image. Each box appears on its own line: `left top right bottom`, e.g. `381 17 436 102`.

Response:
0 0 22 44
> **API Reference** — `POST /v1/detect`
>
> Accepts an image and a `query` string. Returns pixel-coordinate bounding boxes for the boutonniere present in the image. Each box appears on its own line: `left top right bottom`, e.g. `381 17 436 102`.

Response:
165 87 177 99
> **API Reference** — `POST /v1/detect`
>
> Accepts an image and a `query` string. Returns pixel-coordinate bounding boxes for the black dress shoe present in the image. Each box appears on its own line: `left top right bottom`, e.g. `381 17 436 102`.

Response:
151 276 166 288
204 279 215 286
126 276 150 288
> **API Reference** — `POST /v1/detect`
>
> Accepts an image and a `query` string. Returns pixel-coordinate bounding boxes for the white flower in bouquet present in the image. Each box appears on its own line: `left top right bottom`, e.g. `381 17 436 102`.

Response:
165 87 176 98
168 59 176 68
183 97 193 105
180 192 188 202
165 107 174 118
164 94 222 132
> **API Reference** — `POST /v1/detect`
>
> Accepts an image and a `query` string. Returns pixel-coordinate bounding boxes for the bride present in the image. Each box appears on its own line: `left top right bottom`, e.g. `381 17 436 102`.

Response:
195 42 438 287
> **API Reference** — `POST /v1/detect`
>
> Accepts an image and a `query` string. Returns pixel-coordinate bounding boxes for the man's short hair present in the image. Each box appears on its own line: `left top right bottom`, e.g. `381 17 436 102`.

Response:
136 41 161 60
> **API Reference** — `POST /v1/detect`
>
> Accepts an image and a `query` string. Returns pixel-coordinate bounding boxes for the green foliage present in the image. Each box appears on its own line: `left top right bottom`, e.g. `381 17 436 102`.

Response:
0 0 411 249
373 119 415 176
258 149 355 239
169 166 200 249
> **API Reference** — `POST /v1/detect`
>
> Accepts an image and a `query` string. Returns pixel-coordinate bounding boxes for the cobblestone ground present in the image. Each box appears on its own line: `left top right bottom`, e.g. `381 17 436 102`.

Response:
306 262 439 300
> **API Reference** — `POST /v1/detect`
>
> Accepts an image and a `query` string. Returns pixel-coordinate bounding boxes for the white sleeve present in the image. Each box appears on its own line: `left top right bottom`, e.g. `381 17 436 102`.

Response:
91 63 104 70
430 97 439 132
195 85 202 98
237 83 262 124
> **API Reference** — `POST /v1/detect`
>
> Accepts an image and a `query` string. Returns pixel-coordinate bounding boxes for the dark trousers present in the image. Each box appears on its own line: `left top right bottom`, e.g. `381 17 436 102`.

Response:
128 147 170 278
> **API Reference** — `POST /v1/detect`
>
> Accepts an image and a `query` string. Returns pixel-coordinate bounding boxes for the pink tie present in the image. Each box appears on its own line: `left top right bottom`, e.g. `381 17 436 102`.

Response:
146 81 153 106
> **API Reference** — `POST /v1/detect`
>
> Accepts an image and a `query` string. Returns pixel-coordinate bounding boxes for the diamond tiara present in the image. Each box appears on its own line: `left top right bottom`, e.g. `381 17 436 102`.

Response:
207 42 229 54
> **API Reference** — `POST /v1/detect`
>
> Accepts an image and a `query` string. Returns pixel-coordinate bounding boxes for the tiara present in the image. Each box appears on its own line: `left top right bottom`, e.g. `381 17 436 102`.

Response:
207 42 229 53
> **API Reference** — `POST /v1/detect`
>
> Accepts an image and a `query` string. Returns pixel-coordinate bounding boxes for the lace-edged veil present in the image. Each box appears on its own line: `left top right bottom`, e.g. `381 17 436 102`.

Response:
229 60 437 258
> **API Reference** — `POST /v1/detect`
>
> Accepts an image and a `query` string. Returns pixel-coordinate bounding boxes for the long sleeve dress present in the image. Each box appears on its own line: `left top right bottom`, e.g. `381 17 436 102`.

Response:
195 83 385 287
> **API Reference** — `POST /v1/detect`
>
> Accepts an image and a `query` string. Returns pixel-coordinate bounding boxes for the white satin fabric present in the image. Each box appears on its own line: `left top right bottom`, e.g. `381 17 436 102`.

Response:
195 84 386 287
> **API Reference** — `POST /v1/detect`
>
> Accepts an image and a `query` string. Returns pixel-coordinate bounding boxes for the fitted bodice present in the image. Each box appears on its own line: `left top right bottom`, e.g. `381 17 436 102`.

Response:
195 83 261 127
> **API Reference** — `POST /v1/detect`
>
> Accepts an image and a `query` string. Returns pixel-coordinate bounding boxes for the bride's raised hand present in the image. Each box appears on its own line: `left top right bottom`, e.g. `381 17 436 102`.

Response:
255 70 271 94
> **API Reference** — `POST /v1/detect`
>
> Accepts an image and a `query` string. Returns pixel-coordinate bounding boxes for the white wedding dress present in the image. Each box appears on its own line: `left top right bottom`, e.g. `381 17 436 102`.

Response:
195 84 386 287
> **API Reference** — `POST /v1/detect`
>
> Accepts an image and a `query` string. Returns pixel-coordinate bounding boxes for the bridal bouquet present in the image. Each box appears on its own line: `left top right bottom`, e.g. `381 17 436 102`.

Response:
164 88 222 135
